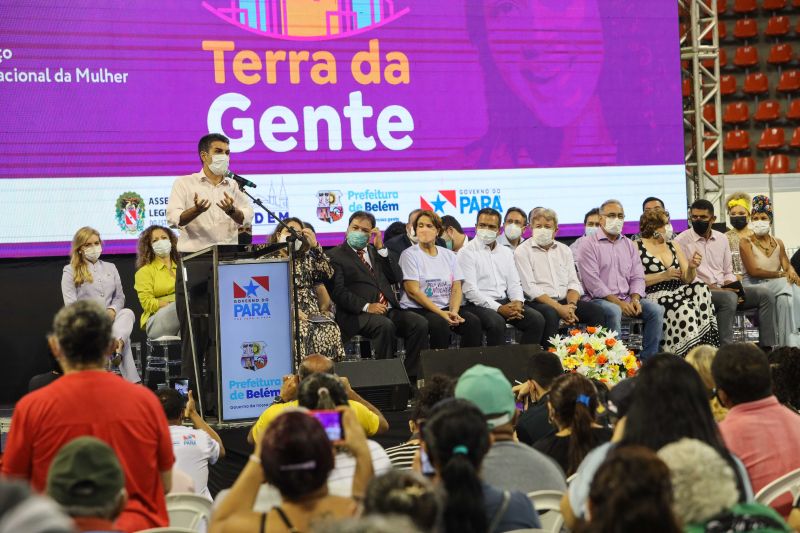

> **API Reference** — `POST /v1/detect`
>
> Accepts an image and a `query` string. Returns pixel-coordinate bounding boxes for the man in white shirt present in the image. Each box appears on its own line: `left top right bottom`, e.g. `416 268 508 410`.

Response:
496 207 527 250
458 208 545 346
158 389 224 500
515 207 607 347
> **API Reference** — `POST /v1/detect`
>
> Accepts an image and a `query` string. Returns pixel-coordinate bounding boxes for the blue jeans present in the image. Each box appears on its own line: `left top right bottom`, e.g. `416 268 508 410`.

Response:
592 298 665 359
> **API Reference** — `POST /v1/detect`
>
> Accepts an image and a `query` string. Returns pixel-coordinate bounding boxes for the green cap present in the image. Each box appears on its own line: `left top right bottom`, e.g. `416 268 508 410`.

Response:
46 436 125 508
455 364 516 429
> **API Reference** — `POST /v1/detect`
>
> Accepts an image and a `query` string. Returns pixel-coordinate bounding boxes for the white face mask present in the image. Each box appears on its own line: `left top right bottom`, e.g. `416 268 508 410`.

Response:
407 230 419 244
750 220 771 236
83 245 101 263
208 154 229 176
665 223 674 241
504 223 523 241
152 239 172 257
604 218 624 236
585 226 598 237
279 234 303 251
532 227 554 247
476 228 498 245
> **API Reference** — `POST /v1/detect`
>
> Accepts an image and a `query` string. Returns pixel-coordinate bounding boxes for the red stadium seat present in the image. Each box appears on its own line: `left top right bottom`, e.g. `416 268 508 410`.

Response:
764 154 790 172
724 129 751 152
734 18 758 40
703 104 717 123
754 100 782 123
789 128 800 148
731 156 756 174
788 99 800 121
757 127 786 150
768 43 794 66
743 72 769 96
778 70 800 94
704 21 729 42
718 0 729 15
680 23 689 40
721 75 738 97
706 159 720 175
763 0 788 10
703 48 728 69
734 0 757 14
723 102 750 126
734 46 759 69
765 16 791 38
683 78 692 98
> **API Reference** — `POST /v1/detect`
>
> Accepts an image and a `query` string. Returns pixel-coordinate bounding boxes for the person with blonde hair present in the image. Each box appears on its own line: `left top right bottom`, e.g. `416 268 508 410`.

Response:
725 192 752 278
61 227 140 382
685 345 728 421
134 225 180 339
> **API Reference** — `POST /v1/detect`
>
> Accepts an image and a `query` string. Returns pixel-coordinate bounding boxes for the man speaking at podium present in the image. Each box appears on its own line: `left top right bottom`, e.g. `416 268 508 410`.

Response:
166 133 254 412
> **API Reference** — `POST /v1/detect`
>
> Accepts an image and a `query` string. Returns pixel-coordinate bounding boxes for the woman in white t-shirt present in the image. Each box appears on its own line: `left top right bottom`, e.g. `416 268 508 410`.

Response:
399 210 482 349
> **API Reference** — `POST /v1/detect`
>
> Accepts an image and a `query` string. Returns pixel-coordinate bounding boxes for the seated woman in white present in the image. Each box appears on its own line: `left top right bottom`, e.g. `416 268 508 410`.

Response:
61 227 140 382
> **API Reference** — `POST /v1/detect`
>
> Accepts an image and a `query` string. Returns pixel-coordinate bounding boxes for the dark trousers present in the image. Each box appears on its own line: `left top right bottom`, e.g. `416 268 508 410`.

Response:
353 308 429 379
529 299 607 348
409 307 483 350
461 302 545 346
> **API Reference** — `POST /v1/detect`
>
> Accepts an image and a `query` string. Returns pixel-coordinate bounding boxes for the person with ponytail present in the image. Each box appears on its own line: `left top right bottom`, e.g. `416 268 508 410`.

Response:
134 225 181 339
533 373 612 476
421 399 539 533
61 227 140 383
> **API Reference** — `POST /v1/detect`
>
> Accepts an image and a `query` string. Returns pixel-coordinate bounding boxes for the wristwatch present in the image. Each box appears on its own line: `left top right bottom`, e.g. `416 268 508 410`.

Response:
272 395 285 405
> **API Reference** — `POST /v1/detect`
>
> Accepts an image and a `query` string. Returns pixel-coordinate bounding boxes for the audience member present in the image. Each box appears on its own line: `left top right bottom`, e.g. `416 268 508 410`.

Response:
455 365 567 493
383 220 407 243
46 436 127 533
0 480 74 533
792 249 800 278
740 195 800 348
515 207 606 347
532 373 612 476
768 346 800 411
569 208 600 261
297 373 393 496
385 375 454 469
158 389 224 500
514 351 564 446
576 445 681 533
248 354 387 445
210 408 372 533
637 209 720 356
363 470 440 533
399 210 482 349
658 438 792 533
724 191 753 278
577 199 665 359
458 208 545 346
496 207 527 250
28 355 62 392
385 209 423 256
685 344 728 421
604 375 637 441
420 399 540 533
712 343 800 515
674 199 776 348
134 224 181 340
62 226 139 382
441 215 469 252
2 301 174 532
327 211 428 381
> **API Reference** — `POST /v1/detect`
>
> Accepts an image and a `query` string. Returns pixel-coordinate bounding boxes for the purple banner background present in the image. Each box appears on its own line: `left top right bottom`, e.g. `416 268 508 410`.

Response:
1 0 684 178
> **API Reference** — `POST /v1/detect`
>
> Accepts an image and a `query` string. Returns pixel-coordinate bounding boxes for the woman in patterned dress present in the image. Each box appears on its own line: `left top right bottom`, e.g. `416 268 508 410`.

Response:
263 218 345 365
637 211 720 356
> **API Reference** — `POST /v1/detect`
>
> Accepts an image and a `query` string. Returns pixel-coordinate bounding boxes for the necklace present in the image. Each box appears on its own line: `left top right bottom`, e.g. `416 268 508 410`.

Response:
753 235 776 256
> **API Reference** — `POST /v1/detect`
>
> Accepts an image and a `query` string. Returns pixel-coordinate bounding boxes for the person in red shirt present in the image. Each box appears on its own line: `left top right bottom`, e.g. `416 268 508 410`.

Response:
713 342 800 517
2 300 175 532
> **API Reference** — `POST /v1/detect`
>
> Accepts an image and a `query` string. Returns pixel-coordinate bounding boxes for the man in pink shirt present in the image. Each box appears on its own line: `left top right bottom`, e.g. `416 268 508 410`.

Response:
713 343 800 517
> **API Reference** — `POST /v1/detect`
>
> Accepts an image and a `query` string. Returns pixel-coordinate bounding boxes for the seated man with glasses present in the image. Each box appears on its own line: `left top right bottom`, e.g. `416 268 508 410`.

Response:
576 199 665 360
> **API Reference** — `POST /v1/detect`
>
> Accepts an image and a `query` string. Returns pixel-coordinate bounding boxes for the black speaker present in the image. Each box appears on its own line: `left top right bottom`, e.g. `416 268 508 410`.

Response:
334 359 411 412
420 344 543 384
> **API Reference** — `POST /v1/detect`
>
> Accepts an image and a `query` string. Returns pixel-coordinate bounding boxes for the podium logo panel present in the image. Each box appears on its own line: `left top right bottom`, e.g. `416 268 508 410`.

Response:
233 276 272 319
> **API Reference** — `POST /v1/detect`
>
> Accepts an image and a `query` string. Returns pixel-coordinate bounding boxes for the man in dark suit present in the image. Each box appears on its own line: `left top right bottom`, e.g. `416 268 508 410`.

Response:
328 211 429 381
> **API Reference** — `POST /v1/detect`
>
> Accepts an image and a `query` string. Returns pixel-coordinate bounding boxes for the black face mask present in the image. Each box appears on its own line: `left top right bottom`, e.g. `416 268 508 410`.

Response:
729 216 748 231
691 219 711 236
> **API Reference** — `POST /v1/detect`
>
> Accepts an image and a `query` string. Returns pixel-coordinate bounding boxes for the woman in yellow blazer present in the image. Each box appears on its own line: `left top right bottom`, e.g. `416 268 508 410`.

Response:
135 225 180 338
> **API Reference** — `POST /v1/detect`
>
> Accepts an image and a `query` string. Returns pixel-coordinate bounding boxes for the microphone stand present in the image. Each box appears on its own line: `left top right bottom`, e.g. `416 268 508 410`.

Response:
236 184 304 368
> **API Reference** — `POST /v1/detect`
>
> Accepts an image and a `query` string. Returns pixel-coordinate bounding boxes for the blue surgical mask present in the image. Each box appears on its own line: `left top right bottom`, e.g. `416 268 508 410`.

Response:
346 230 369 250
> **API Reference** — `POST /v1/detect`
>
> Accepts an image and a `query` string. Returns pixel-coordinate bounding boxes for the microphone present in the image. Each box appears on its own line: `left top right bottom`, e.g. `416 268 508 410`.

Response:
225 170 257 188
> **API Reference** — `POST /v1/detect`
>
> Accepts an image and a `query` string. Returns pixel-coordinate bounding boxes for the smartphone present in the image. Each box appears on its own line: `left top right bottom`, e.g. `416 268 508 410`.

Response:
420 448 435 477
172 378 189 398
310 410 345 442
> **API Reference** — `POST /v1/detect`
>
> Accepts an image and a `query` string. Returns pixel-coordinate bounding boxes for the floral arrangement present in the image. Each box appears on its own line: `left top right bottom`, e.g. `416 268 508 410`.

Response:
548 326 640 385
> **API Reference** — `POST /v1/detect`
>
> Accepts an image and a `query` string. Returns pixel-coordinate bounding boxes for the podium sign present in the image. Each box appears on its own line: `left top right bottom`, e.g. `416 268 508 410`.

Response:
216 259 293 422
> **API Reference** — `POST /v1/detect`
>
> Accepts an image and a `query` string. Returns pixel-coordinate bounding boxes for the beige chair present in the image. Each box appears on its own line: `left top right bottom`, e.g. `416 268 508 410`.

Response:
166 492 213 532
754 467 800 509
527 490 565 533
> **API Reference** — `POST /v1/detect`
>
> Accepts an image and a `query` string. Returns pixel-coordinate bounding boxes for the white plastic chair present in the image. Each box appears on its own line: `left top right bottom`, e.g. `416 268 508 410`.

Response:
754 467 800 508
166 492 212 532
527 490 566 533
138 528 196 533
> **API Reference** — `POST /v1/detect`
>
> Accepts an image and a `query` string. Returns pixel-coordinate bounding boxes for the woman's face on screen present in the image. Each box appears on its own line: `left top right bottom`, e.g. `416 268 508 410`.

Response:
482 0 604 127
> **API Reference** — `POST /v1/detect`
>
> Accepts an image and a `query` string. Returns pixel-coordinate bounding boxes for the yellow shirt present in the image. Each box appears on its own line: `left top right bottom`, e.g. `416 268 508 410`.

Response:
251 400 379 445
134 259 177 329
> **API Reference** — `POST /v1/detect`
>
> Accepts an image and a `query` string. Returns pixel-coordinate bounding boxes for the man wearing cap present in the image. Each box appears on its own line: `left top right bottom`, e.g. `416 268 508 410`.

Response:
46 436 127 533
455 364 567 493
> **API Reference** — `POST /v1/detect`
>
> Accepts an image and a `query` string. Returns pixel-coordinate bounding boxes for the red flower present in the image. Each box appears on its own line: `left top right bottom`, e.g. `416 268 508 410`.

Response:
570 329 581 337
605 338 617 347
584 345 596 356
548 347 557 353
567 345 578 354
597 354 608 365
627 368 637 377
586 326 598 334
